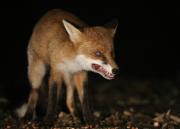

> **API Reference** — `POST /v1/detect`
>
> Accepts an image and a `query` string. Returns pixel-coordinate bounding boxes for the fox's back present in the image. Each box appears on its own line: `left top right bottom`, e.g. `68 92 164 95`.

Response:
28 9 86 63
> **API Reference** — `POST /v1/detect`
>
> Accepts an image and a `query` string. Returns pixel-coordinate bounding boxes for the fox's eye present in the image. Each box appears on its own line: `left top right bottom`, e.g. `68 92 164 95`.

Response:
95 51 102 57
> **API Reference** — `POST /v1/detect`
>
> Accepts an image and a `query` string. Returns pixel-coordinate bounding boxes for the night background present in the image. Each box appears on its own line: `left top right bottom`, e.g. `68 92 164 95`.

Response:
0 0 179 128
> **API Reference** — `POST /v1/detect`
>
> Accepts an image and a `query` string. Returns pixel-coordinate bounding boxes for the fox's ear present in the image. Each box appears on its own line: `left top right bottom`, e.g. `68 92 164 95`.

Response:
62 19 82 43
105 18 118 37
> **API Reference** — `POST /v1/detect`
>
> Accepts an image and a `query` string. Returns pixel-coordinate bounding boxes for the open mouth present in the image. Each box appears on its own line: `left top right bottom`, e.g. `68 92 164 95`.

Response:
91 64 114 80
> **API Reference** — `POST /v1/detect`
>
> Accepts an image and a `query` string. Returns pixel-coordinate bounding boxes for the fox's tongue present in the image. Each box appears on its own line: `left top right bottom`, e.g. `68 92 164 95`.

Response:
92 64 101 70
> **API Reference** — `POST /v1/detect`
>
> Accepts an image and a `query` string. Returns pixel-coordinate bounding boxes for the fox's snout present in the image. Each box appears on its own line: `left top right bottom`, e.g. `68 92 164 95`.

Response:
76 54 118 80
93 61 119 80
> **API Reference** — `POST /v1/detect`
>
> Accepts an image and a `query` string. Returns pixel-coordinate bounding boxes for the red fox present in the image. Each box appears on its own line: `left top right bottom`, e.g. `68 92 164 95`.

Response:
16 9 119 122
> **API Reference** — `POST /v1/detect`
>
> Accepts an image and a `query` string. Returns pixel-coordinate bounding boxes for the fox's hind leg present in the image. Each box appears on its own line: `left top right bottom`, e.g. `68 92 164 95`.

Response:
24 53 46 120
45 69 62 120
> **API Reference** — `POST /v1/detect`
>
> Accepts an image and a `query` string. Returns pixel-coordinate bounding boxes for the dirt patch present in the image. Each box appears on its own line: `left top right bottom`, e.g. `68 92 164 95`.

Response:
0 77 180 129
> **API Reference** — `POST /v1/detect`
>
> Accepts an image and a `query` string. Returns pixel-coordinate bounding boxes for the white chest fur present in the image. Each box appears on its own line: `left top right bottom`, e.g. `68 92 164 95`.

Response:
57 58 83 74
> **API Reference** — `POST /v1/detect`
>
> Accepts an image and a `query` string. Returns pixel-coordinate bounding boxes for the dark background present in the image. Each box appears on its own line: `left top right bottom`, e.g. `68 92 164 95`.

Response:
0 1 179 107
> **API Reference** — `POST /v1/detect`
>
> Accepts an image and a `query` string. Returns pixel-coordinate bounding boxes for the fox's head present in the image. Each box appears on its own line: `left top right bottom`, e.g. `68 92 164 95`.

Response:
63 19 119 80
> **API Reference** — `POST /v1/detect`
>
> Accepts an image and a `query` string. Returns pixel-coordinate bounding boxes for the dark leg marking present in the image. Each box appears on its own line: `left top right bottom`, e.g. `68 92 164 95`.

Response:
81 84 94 124
36 82 48 120
45 82 58 121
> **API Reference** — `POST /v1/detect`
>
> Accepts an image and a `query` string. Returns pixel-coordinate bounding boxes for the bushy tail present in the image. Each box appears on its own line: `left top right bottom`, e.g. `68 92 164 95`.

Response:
15 103 28 118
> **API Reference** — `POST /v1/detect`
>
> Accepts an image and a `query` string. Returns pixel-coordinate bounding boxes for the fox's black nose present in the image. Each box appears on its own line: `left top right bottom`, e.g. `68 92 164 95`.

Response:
112 68 119 75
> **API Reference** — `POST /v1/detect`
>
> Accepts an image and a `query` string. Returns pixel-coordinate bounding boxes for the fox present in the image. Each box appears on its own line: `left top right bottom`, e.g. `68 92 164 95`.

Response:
17 9 119 122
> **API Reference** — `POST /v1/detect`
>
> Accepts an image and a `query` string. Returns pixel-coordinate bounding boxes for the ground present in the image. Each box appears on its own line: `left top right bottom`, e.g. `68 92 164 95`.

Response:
0 76 180 129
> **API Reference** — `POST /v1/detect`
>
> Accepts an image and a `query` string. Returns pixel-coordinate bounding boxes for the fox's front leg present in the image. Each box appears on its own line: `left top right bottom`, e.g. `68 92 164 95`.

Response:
74 71 93 123
64 74 76 117
45 70 62 120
